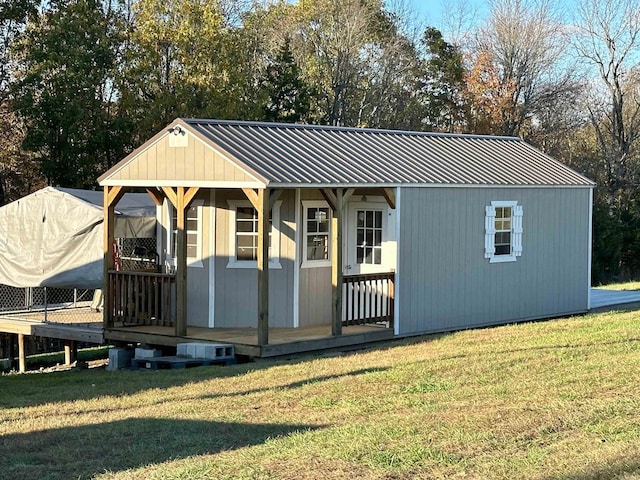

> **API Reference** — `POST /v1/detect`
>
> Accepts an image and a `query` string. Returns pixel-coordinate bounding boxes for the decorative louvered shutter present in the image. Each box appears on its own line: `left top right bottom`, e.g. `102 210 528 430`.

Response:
484 205 496 258
512 205 523 256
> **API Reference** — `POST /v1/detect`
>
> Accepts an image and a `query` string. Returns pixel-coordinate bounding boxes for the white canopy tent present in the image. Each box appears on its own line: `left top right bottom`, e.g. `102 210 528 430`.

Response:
0 187 156 289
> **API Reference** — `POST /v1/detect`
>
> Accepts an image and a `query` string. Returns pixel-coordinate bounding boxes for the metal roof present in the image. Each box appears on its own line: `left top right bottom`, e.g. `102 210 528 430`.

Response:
182 119 593 187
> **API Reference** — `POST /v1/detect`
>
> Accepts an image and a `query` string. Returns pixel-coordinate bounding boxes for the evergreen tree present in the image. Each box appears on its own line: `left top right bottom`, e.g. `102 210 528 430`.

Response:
261 37 310 123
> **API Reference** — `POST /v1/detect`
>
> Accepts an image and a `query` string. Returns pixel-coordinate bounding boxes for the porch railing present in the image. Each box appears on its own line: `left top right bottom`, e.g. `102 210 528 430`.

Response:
342 272 394 328
107 271 176 328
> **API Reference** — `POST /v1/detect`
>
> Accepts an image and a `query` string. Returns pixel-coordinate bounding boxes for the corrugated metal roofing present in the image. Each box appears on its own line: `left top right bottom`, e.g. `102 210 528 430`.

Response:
183 119 593 187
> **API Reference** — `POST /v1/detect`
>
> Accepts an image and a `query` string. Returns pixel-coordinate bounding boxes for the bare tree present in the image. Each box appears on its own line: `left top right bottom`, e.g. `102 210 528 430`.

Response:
473 0 570 136
574 0 640 205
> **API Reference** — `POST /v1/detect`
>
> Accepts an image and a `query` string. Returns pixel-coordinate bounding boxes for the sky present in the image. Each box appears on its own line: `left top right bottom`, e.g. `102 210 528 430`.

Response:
402 0 490 30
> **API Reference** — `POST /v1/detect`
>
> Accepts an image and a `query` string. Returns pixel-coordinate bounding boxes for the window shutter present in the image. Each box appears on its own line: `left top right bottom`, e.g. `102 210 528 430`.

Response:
512 205 523 256
484 205 496 258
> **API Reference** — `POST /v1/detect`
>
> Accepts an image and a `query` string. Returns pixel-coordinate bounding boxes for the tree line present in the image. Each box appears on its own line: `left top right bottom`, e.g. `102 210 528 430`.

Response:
1 0 639 284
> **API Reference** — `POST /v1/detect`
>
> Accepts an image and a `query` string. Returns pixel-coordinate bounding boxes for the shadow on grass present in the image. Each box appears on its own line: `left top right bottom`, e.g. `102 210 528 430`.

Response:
198 366 389 400
0 417 320 480
0 365 390 410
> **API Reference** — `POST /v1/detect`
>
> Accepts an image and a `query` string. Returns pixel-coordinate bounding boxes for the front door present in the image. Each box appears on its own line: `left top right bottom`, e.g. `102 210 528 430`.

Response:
346 202 389 274
343 200 394 325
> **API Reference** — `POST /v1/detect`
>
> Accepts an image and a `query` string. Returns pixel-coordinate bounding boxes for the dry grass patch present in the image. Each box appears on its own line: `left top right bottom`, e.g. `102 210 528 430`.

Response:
3 310 640 479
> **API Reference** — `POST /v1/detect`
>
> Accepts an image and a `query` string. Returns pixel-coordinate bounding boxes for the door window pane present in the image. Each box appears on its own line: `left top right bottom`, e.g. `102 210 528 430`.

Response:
356 209 383 265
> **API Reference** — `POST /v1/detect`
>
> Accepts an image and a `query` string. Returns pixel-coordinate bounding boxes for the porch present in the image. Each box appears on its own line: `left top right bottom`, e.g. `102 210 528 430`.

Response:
104 269 396 356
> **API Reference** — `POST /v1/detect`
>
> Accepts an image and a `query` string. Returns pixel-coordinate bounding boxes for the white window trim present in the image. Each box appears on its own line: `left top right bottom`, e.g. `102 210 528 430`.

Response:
227 199 282 269
485 200 523 264
302 200 332 268
167 199 204 269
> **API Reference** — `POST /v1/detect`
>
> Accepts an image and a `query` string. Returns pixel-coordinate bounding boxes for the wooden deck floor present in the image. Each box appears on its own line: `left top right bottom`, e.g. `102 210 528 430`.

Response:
106 324 395 357
0 305 394 358
0 308 104 343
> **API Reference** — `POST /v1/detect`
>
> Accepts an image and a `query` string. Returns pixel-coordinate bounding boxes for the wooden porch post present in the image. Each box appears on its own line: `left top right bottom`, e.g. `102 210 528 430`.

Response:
162 186 200 338
18 333 25 373
257 188 270 346
64 340 77 365
103 186 125 329
176 187 188 337
331 189 344 336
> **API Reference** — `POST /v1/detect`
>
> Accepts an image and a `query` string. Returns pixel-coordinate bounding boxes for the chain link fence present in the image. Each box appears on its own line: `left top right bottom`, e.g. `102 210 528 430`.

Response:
0 284 100 322
0 237 158 364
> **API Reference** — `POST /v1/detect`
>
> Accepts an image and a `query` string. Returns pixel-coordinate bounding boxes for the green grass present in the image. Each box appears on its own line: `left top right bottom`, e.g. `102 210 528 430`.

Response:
3 311 640 479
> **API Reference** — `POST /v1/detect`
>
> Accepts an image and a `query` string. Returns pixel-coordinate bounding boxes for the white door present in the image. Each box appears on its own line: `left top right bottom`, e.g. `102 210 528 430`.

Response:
343 200 395 324
345 202 389 274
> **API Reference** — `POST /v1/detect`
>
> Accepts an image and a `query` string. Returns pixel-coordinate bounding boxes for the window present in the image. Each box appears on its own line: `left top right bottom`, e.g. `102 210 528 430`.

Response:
168 200 203 267
228 200 281 268
485 201 523 263
356 209 383 265
303 202 331 266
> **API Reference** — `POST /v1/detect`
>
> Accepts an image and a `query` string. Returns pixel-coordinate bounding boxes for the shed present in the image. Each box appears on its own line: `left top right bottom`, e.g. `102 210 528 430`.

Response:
97 119 594 356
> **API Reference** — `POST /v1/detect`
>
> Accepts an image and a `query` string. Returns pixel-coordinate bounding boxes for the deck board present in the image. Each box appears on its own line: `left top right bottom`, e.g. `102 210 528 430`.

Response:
106 324 394 357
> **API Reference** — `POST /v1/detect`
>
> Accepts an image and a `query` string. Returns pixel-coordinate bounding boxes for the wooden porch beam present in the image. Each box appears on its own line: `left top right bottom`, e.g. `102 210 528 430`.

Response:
343 188 355 204
106 185 125 208
183 186 200 208
145 188 166 206
331 188 345 336
257 188 270 346
269 188 283 210
161 186 178 208
242 188 260 211
321 188 337 211
382 187 396 209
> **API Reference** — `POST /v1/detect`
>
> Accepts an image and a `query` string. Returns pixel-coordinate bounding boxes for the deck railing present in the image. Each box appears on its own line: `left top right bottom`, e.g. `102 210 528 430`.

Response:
342 272 394 328
107 271 176 328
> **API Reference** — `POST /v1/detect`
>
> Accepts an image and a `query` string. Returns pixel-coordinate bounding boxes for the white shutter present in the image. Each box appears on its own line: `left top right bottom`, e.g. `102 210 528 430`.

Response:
484 205 496 258
512 204 523 256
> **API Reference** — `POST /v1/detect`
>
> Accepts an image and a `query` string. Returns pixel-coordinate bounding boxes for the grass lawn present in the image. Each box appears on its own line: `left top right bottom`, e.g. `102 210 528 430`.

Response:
3 311 640 480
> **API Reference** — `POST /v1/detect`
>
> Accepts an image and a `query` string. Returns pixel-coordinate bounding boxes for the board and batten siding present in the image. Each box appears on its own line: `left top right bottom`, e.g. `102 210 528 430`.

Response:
157 192 212 327
213 189 295 328
107 132 257 184
397 187 591 335
297 189 333 327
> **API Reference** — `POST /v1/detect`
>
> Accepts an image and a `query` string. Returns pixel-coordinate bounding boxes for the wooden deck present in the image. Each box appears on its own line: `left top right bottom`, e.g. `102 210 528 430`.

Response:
0 305 394 358
0 308 104 343
106 324 395 357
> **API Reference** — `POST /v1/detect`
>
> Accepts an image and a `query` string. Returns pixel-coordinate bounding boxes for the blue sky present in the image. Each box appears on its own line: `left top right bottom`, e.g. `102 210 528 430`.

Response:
403 0 490 29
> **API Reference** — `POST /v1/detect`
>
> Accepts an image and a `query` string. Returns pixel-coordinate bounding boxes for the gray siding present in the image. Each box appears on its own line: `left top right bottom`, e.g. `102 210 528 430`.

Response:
298 189 333 327
213 189 295 328
397 187 591 335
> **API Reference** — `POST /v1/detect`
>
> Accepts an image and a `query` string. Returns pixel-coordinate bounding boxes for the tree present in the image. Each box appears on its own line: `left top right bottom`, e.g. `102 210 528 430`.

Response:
261 36 311 123
473 0 570 136
122 0 256 139
574 0 640 207
0 0 40 204
418 27 467 132
464 50 515 134
12 0 130 188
